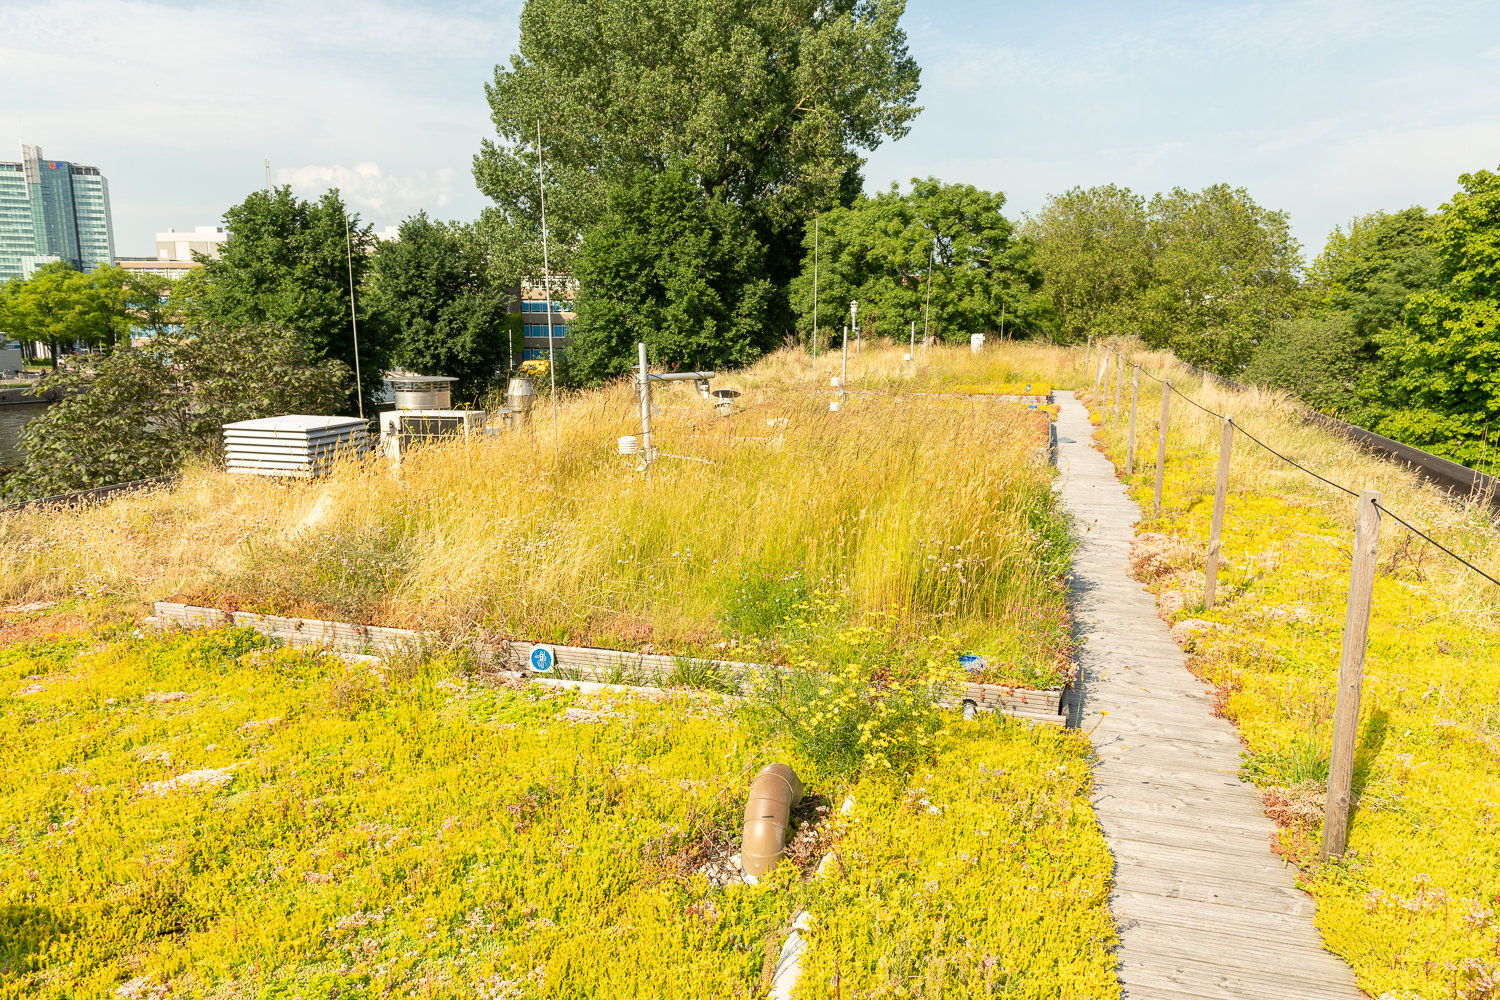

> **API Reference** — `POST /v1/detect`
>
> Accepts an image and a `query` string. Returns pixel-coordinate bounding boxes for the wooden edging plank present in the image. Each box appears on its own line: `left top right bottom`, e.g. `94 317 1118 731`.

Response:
148 600 1071 727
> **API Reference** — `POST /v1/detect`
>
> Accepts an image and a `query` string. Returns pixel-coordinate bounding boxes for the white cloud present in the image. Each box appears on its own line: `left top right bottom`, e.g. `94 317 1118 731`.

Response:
274 162 458 220
3 0 518 251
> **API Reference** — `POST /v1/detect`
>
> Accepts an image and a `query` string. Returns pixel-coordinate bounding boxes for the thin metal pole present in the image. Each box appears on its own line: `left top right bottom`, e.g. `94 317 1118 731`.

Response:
637 341 653 473
812 215 819 376
840 324 848 406
1154 380 1170 516
342 210 364 421
1204 416 1234 608
1127 365 1139 473
1321 489 1382 862
923 243 933 346
537 121 558 465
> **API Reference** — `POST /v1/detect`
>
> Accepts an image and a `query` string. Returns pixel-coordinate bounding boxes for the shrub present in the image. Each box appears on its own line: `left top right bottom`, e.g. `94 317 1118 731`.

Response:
745 658 948 784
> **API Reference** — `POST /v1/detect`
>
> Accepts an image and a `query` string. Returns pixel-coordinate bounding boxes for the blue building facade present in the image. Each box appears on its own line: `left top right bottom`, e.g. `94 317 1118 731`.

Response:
0 145 116 281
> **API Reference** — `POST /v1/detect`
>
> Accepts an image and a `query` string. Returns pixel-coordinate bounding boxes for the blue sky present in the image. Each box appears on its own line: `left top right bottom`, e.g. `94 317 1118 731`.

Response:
5 0 1498 261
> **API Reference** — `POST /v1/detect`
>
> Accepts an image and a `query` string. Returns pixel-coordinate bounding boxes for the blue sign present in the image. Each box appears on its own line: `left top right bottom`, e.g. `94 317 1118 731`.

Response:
530 645 554 672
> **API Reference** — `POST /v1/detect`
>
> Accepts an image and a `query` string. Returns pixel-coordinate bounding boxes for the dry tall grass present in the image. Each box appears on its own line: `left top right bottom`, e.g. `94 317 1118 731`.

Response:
0 344 1073 679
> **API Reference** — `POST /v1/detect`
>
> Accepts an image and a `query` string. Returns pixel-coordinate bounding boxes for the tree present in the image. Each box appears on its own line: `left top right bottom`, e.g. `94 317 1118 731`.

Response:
197 186 385 410
1135 185 1300 371
790 178 1047 344
473 0 922 333
0 263 116 367
1243 313 1376 417
565 166 774 385
119 270 176 345
1024 184 1151 344
1 324 351 501
1306 207 1438 349
370 213 512 401
1372 167 1500 468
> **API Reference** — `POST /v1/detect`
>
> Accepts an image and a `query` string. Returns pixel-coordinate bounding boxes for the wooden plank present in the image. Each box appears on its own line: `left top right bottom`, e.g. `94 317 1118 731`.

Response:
1055 391 1363 1000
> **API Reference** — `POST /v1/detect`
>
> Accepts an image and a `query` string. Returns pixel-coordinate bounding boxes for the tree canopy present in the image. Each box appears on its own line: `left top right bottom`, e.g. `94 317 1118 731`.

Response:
1026 183 1299 370
371 213 513 400
1023 184 1150 344
196 186 383 410
1373 167 1500 466
476 0 920 237
791 178 1047 344
0 263 118 365
561 166 774 386
565 166 774 384
474 0 920 336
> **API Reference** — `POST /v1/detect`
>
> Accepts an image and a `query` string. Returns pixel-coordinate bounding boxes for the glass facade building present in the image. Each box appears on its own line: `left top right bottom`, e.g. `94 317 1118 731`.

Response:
0 145 116 281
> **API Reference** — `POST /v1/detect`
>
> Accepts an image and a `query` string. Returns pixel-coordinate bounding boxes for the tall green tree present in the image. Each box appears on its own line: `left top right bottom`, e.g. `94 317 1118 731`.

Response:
566 166 774 384
474 0 922 334
1306 207 1438 348
119 270 176 345
197 186 385 410
1374 167 1500 468
1246 207 1439 421
0 263 116 367
370 213 512 401
1024 184 1150 344
791 178 1046 344
1135 185 1300 370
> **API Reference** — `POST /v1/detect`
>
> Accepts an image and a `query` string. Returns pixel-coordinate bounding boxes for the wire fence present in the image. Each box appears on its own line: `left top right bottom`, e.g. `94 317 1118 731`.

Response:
1098 345 1498 591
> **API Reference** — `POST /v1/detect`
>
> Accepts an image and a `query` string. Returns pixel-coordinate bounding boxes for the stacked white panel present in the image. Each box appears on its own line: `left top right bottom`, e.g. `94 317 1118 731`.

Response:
222 415 369 478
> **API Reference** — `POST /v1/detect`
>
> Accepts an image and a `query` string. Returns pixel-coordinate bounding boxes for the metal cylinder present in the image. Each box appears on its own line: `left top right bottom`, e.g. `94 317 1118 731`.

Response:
506 377 535 412
741 763 803 877
394 385 451 409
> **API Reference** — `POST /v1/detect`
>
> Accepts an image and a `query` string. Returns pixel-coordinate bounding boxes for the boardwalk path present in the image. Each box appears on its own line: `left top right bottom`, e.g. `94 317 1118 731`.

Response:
1055 391 1364 1000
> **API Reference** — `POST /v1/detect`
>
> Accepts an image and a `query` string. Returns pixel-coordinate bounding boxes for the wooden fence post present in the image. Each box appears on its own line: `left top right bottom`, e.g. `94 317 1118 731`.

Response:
1153 380 1170 516
1113 353 1123 421
1321 489 1382 862
1085 336 1092 372
1126 366 1139 473
1204 416 1234 608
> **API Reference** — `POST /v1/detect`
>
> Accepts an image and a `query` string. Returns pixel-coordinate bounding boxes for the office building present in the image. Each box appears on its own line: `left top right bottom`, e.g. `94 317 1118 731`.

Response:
0 144 116 281
515 276 578 362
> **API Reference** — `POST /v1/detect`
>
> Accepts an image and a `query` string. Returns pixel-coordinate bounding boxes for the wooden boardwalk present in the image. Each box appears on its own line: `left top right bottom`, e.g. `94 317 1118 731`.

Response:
1056 392 1365 1000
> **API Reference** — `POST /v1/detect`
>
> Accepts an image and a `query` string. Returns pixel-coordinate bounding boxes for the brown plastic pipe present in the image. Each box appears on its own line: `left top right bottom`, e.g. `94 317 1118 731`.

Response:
741 763 803 877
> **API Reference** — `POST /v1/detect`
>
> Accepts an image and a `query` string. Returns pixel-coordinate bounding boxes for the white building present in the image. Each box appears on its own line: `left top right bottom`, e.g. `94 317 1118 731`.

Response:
156 226 227 262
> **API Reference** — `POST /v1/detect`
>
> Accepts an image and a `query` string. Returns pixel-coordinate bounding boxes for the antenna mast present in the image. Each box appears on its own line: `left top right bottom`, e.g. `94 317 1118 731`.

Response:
537 120 559 465
343 209 364 420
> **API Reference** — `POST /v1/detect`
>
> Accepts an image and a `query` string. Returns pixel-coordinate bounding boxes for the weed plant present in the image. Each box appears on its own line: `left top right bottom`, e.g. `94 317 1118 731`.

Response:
1080 345 1500 1000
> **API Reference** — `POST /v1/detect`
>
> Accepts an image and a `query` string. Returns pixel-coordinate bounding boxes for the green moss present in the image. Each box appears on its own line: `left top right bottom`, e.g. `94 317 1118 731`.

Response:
0 627 1117 998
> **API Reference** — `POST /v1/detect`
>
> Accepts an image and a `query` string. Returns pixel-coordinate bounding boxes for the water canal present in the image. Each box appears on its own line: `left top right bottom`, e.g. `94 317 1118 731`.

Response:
0 402 48 465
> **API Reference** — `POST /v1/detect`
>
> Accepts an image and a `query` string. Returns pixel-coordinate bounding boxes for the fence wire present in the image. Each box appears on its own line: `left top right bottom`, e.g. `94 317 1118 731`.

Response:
1096 346 1499 590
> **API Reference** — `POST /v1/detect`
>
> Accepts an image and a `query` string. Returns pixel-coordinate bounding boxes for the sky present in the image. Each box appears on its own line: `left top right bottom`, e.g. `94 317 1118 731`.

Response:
4 0 1498 261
